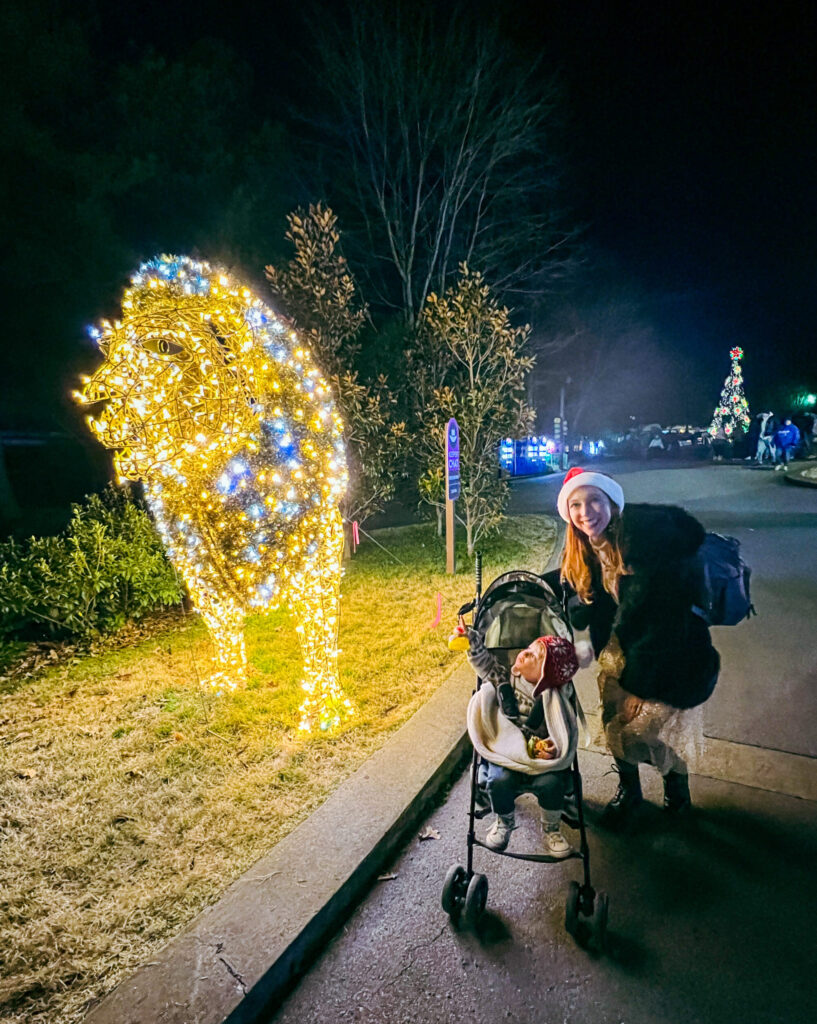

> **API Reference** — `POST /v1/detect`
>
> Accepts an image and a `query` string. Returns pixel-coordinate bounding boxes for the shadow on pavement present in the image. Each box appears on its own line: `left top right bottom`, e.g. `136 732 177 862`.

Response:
272 766 816 1024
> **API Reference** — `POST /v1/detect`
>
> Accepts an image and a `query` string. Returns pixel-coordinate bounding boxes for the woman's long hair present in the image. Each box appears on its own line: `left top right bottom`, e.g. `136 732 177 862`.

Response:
561 504 624 603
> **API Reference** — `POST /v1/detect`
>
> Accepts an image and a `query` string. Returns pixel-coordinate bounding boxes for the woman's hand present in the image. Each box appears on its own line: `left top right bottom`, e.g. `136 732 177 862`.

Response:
620 695 644 722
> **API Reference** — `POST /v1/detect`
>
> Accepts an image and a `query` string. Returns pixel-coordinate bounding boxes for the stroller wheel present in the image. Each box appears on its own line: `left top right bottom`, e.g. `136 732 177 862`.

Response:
441 864 467 918
589 891 609 953
565 880 581 936
463 873 489 929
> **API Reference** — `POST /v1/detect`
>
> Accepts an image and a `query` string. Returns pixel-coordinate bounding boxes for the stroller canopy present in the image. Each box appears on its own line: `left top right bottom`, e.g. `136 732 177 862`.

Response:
474 571 571 665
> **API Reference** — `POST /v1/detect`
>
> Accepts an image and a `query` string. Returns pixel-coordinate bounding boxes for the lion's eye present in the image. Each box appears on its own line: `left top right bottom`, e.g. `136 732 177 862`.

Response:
141 337 184 357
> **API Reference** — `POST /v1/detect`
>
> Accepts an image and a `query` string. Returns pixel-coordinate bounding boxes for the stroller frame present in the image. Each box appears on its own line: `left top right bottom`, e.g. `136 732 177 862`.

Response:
441 554 609 951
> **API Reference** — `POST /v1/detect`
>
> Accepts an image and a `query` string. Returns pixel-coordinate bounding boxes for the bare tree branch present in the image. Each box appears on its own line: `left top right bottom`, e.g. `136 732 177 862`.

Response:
304 0 580 325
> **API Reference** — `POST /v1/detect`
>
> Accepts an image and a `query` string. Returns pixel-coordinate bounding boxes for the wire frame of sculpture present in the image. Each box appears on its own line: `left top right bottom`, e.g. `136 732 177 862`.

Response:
75 255 351 731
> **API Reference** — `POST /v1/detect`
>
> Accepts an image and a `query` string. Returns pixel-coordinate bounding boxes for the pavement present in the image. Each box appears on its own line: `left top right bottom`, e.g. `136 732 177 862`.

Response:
271 756 817 1024
86 461 817 1024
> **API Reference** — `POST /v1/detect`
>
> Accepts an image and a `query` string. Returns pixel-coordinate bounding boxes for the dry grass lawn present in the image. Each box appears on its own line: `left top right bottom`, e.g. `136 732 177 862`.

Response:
0 515 555 1023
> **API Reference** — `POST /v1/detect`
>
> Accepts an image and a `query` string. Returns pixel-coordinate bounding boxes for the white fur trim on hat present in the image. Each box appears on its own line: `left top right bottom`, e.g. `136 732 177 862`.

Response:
557 467 625 522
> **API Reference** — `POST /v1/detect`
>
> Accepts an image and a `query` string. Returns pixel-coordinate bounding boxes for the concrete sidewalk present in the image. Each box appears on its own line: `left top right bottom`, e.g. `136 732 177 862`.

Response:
87 526 570 1024
87 643 817 1024
784 461 817 487
86 661 476 1024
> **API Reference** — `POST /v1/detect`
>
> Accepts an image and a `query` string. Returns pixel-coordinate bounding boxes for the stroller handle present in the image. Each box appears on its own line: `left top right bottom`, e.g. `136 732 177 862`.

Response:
456 553 483 619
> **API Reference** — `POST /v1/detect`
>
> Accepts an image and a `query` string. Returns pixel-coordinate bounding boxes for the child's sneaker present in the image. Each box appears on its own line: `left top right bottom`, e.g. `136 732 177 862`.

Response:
541 809 573 858
485 812 515 851
542 823 573 858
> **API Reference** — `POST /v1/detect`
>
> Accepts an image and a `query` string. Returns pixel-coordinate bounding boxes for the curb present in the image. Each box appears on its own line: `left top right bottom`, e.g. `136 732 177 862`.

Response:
783 464 817 488
86 525 564 1024
86 663 475 1024
543 518 566 573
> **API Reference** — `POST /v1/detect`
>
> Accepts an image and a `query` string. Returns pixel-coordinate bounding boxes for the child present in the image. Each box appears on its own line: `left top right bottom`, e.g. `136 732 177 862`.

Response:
461 624 587 857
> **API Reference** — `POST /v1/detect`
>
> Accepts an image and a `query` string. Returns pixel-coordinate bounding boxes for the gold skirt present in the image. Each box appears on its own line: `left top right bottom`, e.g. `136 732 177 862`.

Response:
595 635 704 774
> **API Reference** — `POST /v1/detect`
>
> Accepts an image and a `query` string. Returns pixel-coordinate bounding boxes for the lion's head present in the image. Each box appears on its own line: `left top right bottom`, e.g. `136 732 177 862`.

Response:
77 257 345 498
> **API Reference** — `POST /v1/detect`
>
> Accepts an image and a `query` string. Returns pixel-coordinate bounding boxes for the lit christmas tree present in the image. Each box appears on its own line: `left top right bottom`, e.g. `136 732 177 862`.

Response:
709 346 751 438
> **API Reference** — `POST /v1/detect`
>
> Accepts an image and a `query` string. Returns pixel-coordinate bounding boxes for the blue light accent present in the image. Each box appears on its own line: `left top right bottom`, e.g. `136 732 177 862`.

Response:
245 308 267 328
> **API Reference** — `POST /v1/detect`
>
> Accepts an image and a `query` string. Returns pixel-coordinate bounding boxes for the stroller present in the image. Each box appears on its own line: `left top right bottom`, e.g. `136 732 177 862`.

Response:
441 556 609 952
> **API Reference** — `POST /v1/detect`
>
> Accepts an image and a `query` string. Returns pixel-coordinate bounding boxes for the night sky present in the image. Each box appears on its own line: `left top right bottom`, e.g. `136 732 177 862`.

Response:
4 0 816 432
531 1 817 404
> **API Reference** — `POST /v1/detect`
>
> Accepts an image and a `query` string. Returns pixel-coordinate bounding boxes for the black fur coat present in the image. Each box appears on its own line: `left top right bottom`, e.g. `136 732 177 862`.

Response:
569 503 720 709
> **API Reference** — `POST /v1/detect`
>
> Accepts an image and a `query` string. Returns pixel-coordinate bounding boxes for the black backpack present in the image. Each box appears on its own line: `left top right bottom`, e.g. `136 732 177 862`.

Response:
693 533 756 626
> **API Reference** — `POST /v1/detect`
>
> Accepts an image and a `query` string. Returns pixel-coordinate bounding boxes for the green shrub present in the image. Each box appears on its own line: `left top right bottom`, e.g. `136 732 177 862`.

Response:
0 484 183 640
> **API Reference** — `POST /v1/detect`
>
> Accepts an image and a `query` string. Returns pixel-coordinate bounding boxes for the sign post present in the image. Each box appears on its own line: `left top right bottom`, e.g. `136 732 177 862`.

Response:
445 418 460 574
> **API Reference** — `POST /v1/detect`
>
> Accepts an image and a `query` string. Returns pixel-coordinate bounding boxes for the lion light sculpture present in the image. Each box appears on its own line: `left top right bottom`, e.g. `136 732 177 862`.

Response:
76 255 350 731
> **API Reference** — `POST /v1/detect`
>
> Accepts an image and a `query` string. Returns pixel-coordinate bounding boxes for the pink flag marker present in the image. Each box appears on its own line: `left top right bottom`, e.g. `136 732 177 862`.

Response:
430 591 442 629
352 521 360 548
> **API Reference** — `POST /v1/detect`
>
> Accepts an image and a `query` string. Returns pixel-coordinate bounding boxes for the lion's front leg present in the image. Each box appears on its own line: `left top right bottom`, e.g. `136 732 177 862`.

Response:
195 590 247 690
288 508 352 731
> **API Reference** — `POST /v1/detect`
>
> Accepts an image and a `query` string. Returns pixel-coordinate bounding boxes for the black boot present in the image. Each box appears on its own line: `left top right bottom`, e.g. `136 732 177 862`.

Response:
601 759 643 828
663 770 692 814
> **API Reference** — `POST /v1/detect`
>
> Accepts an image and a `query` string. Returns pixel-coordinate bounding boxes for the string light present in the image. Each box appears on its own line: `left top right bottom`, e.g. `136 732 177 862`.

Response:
709 346 751 439
75 255 352 731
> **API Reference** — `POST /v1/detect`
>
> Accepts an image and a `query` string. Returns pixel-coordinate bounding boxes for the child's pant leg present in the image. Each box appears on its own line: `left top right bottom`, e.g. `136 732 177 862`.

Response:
484 763 520 815
528 770 567 812
485 763 566 814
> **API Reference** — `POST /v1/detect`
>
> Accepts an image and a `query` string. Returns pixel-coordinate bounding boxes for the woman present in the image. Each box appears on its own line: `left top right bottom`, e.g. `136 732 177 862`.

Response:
556 467 720 826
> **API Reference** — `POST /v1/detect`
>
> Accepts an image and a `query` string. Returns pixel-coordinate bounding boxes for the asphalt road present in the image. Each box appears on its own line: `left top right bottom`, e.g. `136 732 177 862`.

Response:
266 460 817 1024
270 752 817 1024
508 460 817 758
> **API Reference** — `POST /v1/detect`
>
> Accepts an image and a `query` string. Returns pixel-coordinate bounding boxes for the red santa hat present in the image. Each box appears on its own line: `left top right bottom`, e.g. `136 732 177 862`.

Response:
556 466 625 523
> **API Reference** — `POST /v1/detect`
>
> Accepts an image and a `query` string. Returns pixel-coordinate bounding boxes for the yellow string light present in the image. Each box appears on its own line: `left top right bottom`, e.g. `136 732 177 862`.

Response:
75 255 352 731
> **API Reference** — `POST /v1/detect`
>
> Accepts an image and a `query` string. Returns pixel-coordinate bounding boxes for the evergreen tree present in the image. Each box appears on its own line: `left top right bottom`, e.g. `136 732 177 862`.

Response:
411 266 534 555
266 204 408 530
709 346 751 438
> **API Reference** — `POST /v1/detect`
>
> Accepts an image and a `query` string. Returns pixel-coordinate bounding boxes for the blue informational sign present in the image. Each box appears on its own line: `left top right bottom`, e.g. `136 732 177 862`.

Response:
445 417 460 500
